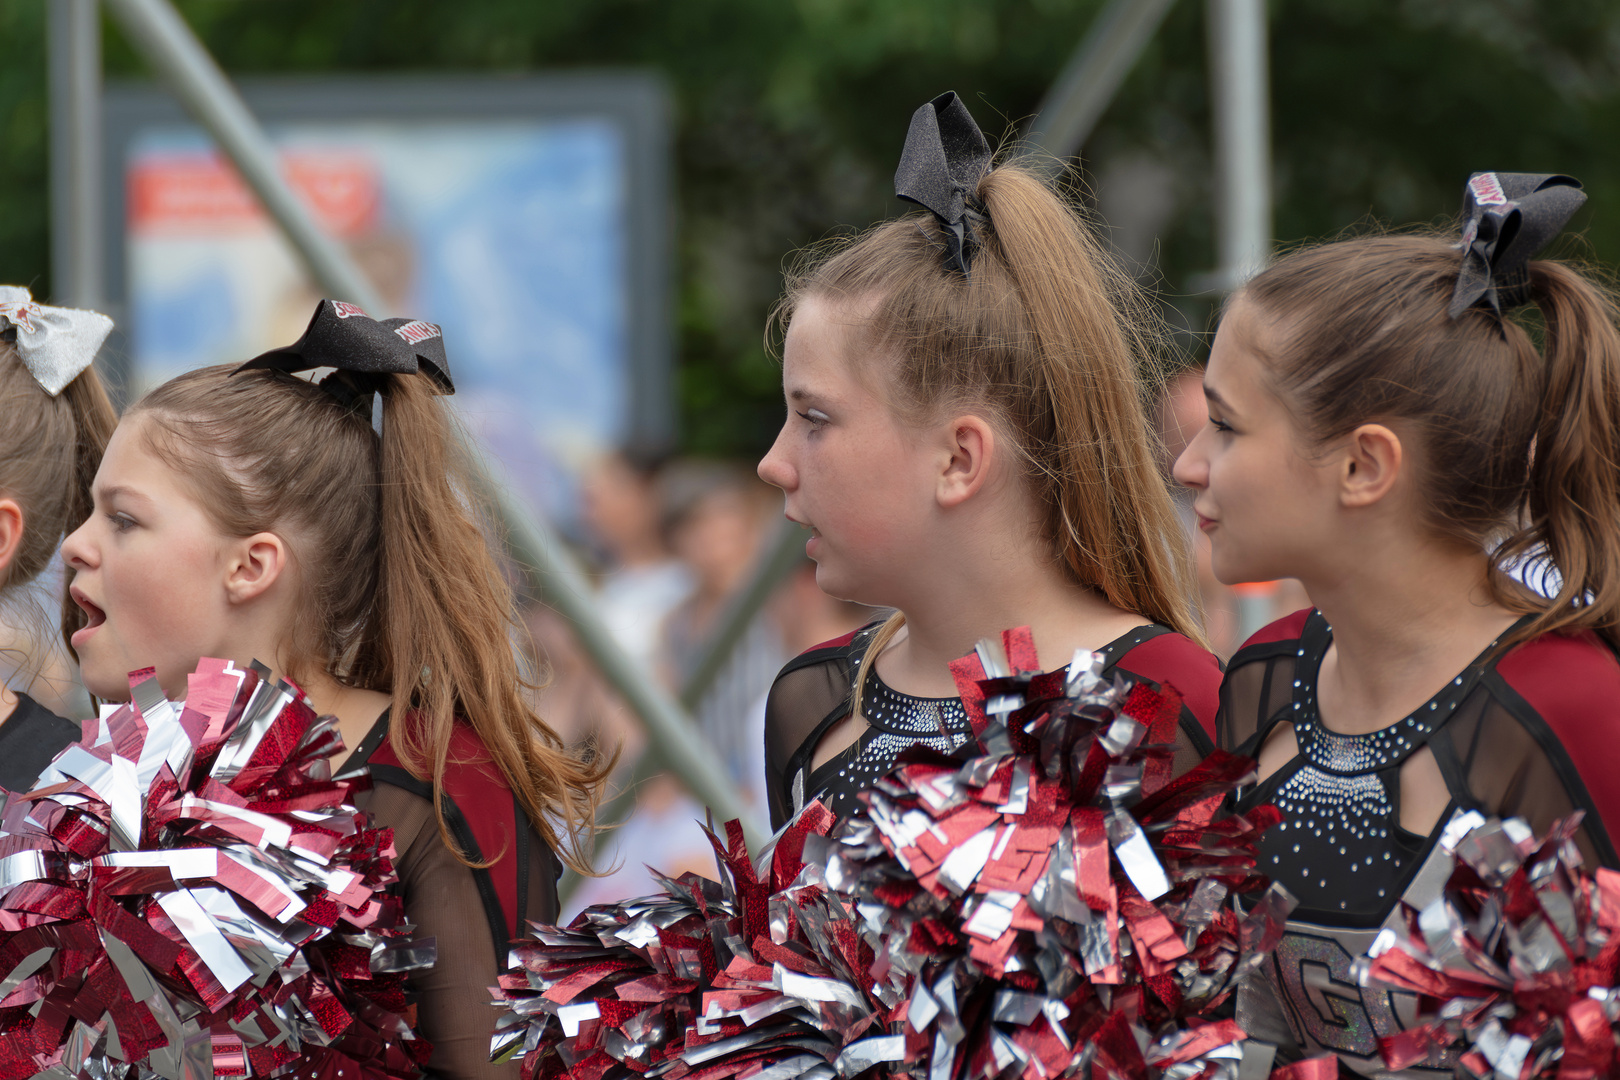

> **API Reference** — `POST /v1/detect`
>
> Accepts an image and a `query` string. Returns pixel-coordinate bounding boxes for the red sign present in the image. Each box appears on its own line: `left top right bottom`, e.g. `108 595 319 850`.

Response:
128 151 380 236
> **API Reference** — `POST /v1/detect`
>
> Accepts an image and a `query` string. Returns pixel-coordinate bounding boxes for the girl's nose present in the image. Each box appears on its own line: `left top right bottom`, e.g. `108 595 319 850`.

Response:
757 433 796 492
61 519 95 569
1172 433 1209 490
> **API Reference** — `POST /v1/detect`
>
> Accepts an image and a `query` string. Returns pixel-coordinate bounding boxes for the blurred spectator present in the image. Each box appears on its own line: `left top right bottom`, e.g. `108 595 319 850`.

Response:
769 557 877 658
657 460 786 801
561 458 788 919
580 448 693 673
1159 368 1310 658
524 604 635 764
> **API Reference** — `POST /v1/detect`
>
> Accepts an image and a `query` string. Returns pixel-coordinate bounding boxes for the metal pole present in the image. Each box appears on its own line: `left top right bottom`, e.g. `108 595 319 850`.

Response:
103 0 387 317
103 0 758 843
678 517 804 710
49 0 104 308
1206 0 1272 290
1022 0 1179 163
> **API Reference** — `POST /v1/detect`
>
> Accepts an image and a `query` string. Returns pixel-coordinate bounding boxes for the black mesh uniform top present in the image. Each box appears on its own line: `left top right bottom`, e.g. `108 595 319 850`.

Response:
0 693 82 793
343 712 561 1080
1223 608 1620 1077
764 620 1224 831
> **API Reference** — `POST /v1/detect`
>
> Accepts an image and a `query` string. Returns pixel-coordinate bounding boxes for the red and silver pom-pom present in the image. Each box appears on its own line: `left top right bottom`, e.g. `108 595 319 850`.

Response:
1366 811 1620 1080
0 659 434 1080
807 628 1290 1080
493 628 1295 1080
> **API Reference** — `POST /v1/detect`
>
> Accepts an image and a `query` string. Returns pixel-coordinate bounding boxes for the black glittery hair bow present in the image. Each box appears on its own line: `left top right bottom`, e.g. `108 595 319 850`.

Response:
894 91 994 278
1449 171 1586 319
235 300 454 430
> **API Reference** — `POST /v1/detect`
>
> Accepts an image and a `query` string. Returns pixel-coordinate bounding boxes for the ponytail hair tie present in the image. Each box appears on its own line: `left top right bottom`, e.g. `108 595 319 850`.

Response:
236 300 455 433
1450 171 1586 319
894 91 994 279
0 286 113 396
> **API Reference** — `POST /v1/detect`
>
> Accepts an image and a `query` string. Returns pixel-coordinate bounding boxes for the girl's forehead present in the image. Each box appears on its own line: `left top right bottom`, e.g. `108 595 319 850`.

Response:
787 304 901 399
98 414 206 510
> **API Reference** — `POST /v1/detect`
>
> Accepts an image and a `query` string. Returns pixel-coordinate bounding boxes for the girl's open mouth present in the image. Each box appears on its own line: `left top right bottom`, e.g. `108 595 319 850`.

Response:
70 587 106 645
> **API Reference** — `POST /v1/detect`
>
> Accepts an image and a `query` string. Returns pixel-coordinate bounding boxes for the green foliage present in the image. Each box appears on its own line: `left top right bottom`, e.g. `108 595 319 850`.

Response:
2 0 1619 456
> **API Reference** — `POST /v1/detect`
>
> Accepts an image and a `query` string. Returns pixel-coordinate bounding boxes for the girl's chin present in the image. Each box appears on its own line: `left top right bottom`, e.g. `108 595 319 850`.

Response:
81 663 136 704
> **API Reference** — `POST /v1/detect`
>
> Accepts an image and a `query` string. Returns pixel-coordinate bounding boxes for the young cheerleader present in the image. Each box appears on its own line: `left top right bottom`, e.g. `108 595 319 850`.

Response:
759 93 1223 830
60 301 609 1080
1173 172 1620 1074
0 287 116 789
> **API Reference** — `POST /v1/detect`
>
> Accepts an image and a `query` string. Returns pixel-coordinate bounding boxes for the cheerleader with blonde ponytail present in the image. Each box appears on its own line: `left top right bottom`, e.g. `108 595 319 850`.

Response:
759 93 1220 829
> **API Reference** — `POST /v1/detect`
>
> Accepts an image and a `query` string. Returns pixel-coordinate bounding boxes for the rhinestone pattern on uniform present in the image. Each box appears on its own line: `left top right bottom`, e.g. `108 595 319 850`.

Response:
813 673 972 820
795 624 1166 820
1252 616 1491 917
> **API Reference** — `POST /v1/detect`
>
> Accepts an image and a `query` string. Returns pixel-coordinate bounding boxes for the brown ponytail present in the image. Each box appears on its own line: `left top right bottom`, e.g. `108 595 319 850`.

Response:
0 346 117 653
132 367 610 873
1502 261 1620 647
774 161 1206 714
1242 233 1620 651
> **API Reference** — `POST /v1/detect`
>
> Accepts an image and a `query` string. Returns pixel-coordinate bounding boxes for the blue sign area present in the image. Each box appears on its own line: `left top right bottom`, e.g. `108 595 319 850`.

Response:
127 117 630 530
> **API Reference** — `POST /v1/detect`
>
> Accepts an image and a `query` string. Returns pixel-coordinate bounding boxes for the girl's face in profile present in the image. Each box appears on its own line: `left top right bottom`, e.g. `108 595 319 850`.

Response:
1174 300 1345 586
61 416 247 701
758 296 944 608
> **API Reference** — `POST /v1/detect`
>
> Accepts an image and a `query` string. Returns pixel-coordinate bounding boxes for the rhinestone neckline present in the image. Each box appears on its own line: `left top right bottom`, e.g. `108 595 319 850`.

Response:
1289 614 1497 776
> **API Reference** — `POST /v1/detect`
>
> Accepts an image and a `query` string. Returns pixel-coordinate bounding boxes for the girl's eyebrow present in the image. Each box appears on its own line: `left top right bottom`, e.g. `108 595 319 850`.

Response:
97 485 153 509
1203 384 1232 410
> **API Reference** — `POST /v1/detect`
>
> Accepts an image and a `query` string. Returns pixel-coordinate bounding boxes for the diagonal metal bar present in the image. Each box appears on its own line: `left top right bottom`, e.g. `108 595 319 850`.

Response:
1021 0 1178 163
101 0 758 845
678 516 805 711
104 0 387 316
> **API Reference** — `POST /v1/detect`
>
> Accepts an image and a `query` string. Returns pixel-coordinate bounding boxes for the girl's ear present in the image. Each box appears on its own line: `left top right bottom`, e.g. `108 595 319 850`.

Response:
937 414 997 509
1339 422 1404 509
0 499 22 584
225 532 291 606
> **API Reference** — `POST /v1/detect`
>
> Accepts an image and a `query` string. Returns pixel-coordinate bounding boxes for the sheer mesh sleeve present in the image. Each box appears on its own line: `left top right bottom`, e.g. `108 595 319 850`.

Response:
763 653 854 830
1438 683 1613 867
356 784 559 1080
1217 649 1300 755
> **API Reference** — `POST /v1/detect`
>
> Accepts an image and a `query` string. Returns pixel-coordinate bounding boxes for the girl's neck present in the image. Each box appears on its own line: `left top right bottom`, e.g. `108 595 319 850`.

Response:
1305 537 1518 735
878 556 1149 697
0 683 16 727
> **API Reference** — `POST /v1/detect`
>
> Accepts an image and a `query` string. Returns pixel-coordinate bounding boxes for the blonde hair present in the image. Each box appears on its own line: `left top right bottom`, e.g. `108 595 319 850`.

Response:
0 341 117 652
774 162 1205 714
130 366 610 873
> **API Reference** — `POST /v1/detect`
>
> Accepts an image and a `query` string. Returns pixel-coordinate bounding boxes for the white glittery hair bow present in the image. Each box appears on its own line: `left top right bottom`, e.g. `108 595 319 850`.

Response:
0 285 113 396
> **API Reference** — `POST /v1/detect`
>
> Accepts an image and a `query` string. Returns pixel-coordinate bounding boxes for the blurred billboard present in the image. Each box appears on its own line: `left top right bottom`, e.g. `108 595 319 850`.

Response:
103 74 672 532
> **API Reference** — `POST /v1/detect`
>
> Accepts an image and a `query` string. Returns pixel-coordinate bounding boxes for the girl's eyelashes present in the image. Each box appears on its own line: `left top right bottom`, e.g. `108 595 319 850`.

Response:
1209 416 1234 433
108 512 136 533
797 408 831 426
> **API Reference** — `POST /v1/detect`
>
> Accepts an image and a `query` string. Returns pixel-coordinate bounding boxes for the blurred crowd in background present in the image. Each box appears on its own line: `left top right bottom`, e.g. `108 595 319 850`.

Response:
523 450 870 915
